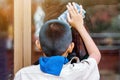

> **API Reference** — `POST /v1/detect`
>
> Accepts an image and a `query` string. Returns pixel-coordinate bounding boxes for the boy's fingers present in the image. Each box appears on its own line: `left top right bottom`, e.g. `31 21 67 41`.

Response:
67 13 71 22
67 2 76 15
79 5 83 15
66 5 73 17
72 2 78 14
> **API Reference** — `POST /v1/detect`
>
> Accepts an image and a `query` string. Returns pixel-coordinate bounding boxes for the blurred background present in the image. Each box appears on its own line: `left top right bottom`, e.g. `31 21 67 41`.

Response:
0 0 13 80
0 0 120 80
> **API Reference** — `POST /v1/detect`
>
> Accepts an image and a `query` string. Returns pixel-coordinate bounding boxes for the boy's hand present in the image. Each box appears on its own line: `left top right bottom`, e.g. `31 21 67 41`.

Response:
67 3 101 64
67 2 84 30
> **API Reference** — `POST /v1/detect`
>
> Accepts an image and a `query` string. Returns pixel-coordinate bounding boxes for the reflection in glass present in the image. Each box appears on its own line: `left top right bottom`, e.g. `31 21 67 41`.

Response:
86 4 120 32
86 4 120 50
32 0 120 80
0 0 14 80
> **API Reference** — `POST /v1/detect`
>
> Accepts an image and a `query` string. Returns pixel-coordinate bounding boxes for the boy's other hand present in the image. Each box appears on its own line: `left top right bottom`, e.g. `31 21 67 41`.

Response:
67 2 84 30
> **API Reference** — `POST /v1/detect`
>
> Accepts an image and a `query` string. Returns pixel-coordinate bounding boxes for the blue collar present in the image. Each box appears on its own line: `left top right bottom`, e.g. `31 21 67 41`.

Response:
39 56 68 76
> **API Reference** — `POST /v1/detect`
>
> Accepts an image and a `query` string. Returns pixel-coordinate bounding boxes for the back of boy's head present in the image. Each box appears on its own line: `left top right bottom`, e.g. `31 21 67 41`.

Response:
39 19 72 57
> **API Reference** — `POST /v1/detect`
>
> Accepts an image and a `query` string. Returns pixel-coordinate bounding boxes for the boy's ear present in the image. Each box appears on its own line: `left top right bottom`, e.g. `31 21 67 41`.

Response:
35 40 42 50
68 42 74 53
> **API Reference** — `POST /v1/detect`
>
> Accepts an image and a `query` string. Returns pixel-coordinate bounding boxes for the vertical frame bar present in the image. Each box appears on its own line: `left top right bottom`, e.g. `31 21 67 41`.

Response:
14 0 23 73
14 0 31 74
23 0 31 67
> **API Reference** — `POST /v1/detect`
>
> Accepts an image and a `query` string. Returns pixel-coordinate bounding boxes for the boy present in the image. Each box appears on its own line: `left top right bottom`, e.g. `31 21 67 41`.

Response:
14 2 101 80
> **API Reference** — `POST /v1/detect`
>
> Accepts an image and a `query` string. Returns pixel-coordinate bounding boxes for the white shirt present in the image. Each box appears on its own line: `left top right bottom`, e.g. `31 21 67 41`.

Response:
14 57 100 80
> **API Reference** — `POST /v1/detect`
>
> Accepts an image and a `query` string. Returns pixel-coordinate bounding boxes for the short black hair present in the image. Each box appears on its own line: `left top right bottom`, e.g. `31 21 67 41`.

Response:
39 19 72 57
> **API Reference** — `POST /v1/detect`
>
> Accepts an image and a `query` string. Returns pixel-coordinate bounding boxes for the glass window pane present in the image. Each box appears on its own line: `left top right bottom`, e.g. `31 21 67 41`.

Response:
0 0 14 80
32 0 120 80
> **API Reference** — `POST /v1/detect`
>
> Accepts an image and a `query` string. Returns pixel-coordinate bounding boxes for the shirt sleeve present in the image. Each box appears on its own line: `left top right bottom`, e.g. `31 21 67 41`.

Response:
70 57 100 80
80 57 100 80
81 57 98 67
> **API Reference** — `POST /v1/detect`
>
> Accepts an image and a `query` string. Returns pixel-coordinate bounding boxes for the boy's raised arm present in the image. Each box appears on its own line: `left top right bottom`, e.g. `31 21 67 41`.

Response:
67 2 101 64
